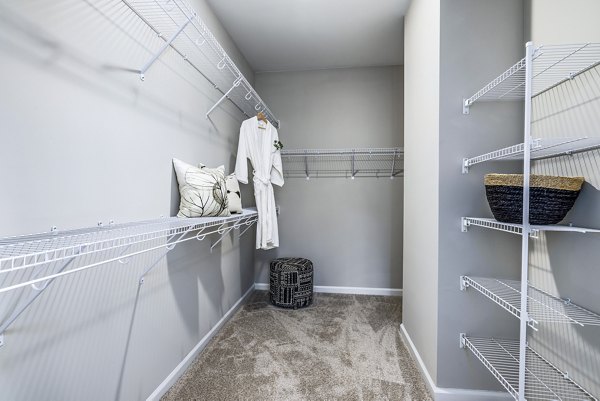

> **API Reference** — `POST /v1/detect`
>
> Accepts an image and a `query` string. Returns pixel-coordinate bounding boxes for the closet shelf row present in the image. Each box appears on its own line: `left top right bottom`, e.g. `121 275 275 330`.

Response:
0 208 258 294
460 276 600 330
280 147 403 179
461 217 600 238
460 336 597 401
462 137 600 173
463 42 600 114
122 0 279 127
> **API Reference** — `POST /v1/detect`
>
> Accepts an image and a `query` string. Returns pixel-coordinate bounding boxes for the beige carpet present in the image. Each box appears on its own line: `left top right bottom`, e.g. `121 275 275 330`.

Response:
162 291 432 401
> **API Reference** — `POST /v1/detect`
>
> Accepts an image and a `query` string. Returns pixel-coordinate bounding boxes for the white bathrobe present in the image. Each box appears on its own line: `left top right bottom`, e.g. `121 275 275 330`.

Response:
235 117 284 250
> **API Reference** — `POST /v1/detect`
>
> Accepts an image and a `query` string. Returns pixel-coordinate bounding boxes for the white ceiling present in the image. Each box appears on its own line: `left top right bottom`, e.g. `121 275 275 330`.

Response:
205 0 409 72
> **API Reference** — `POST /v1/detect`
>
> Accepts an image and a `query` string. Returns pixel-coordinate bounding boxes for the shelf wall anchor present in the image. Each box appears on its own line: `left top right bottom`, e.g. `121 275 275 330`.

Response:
461 217 469 232
462 158 469 174
463 98 470 115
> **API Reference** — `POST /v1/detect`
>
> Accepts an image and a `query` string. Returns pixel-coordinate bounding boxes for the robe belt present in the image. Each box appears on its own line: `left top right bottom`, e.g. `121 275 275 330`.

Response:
252 174 271 187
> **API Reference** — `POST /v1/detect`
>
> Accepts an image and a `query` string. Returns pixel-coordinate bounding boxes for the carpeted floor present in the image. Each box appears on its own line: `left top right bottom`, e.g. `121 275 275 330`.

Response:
162 291 432 401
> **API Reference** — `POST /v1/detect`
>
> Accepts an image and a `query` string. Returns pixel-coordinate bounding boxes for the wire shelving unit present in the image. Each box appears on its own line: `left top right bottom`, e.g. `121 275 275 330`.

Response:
280 148 403 179
462 137 600 173
122 0 279 127
0 208 257 347
460 41 600 401
460 276 600 330
460 336 597 401
461 217 600 238
463 43 600 114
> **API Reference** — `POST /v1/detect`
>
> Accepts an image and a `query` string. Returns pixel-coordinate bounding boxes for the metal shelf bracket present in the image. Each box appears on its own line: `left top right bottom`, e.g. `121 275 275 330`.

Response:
210 225 235 252
139 13 194 81
459 333 467 349
462 158 469 174
206 77 243 118
460 276 469 291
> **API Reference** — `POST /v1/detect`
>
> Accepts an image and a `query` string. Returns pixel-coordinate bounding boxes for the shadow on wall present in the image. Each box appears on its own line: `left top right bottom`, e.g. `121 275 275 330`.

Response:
529 65 600 396
0 1 240 144
0 236 225 400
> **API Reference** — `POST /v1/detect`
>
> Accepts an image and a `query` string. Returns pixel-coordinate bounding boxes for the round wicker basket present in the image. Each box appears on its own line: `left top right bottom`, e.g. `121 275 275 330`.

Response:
484 174 584 225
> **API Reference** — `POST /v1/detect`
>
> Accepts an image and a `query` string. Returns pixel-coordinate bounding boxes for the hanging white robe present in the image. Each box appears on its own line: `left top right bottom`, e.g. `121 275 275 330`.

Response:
235 117 284 250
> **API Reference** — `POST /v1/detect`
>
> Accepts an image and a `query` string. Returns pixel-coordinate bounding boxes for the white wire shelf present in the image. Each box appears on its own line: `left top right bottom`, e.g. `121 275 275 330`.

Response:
461 276 600 330
461 217 600 238
463 43 600 113
280 148 403 179
0 208 258 294
462 137 600 173
122 0 279 127
460 335 597 401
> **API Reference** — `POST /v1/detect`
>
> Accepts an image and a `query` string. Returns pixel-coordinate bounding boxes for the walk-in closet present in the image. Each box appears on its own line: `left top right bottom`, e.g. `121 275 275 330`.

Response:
1 0 599 400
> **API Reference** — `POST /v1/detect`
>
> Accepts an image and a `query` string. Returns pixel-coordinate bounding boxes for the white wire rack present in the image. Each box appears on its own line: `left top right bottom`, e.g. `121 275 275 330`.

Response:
280 148 404 179
462 137 600 173
0 208 258 294
122 0 279 127
461 217 600 238
463 43 600 113
460 335 597 401
461 276 600 330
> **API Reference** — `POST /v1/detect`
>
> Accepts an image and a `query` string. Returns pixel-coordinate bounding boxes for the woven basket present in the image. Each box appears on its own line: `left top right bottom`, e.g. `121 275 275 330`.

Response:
484 174 584 225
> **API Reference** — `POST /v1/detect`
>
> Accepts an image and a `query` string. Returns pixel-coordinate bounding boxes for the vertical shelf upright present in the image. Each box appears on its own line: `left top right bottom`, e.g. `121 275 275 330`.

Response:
459 42 600 401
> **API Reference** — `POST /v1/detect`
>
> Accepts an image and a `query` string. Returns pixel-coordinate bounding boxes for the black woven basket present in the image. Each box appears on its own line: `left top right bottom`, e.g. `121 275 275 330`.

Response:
484 174 584 225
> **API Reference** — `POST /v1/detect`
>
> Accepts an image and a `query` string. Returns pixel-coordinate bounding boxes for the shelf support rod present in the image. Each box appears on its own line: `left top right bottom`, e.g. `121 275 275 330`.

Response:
0 256 77 347
210 225 236 252
139 14 193 81
238 219 256 239
390 149 397 179
206 77 242 118
304 151 309 180
351 150 356 179
138 225 196 284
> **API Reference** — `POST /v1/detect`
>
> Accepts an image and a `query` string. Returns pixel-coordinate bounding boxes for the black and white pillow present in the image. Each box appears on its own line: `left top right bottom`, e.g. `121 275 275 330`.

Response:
173 158 230 218
225 173 242 213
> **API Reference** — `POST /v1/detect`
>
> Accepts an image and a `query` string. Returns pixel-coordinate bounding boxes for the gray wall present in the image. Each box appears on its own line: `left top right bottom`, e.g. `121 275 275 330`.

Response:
403 0 524 391
254 66 404 289
526 1 600 396
402 0 440 383
436 0 524 390
0 0 256 400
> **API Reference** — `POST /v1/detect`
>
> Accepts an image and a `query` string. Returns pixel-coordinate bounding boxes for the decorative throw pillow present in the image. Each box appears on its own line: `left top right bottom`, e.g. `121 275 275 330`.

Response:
173 158 230 218
225 173 242 213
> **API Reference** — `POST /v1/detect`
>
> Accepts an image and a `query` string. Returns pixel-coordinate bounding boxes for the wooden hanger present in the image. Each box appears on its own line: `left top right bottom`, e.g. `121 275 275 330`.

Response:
257 112 268 129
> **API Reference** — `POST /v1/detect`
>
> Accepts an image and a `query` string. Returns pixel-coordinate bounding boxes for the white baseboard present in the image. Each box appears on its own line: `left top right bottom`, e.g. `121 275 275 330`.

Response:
254 283 402 296
399 324 511 401
146 285 255 401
